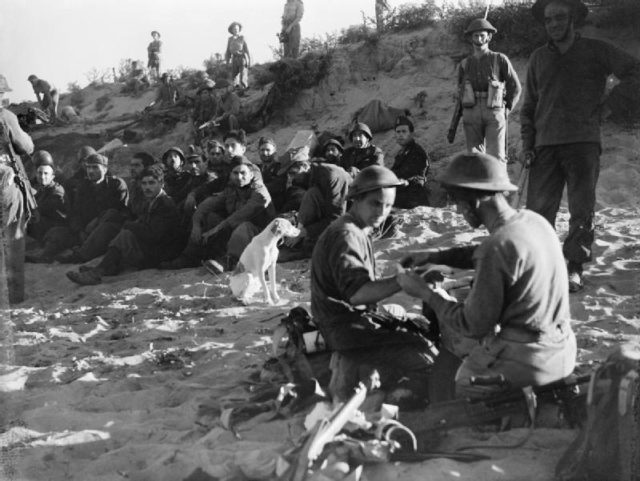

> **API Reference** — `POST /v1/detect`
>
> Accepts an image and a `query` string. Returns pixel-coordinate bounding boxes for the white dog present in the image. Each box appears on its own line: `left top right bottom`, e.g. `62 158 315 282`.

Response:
229 218 300 304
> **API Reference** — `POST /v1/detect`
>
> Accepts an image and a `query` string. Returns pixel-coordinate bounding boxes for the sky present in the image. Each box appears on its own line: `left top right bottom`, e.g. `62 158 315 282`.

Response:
3 0 460 103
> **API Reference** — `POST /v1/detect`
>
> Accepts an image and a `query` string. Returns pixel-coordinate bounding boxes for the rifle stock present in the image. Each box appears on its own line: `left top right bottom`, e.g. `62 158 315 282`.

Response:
399 374 591 446
447 100 463 144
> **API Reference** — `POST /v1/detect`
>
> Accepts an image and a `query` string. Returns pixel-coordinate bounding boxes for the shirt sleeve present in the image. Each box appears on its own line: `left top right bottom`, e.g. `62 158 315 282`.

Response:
333 231 373 302
501 54 522 110
520 54 539 152
430 242 507 338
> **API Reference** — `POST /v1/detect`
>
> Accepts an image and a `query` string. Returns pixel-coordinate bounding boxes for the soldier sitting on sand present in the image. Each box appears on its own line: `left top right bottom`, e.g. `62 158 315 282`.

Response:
26 151 67 246
160 156 274 272
127 152 157 219
279 157 352 262
391 115 430 208
31 153 129 264
161 146 189 202
66 165 182 285
341 123 384 177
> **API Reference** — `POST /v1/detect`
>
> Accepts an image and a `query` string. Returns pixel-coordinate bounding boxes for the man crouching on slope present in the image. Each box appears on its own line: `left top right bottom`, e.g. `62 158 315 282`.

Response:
397 152 576 400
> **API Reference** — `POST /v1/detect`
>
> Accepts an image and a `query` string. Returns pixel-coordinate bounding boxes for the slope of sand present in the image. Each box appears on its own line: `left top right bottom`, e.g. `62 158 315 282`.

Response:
3 24 640 481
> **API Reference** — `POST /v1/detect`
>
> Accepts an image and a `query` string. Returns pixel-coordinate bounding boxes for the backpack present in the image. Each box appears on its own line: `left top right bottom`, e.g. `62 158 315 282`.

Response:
556 343 640 481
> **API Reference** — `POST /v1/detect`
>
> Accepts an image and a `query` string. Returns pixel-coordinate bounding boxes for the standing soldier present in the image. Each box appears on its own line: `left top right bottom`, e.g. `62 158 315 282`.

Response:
27 74 59 122
225 22 250 91
521 0 640 292
456 18 521 162
147 30 162 83
0 74 35 304
281 0 304 58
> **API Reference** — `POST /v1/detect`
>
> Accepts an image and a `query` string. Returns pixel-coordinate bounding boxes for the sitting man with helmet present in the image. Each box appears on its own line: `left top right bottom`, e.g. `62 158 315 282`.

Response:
341 122 384 177
27 150 68 245
311 165 435 403
397 152 576 400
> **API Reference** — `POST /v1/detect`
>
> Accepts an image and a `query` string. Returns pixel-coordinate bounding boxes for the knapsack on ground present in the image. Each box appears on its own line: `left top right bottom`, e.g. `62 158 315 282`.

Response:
556 343 640 481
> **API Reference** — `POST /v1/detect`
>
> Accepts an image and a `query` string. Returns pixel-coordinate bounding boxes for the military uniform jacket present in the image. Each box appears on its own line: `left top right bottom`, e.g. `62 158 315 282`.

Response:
341 145 384 173
35 181 67 225
392 139 429 186
70 175 129 232
123 190 181 264
195 179 275 231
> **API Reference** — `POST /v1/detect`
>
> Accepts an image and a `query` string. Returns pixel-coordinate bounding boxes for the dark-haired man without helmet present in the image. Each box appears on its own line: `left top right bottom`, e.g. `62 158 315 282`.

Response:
311 165 434 402
456 18 521 162
67 164 181 285
521 0 640 292
398 152 576 400
341 123 384 177
391 115 430 208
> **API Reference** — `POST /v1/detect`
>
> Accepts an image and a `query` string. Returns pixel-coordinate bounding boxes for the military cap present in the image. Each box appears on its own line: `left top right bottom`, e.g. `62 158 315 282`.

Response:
395 115 414 132
277 149 311 175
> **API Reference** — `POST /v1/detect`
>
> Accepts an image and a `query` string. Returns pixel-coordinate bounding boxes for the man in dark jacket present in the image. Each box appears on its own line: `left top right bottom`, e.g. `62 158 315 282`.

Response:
66 165 181 285
341 122 384 176
161 146 189 202
27 150 67 244
322 138 344 166
521 0 640 292
63 145 96 206
280 158 352 261
46 153 129 264
160 156 275 270
127 151 157 219
391 116 430 208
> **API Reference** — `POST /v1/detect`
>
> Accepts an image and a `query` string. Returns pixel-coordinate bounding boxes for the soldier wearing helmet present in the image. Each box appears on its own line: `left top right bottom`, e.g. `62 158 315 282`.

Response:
27 74 59 122
310 165 434 402
455 18 521 162
341 122 384 177
26 150 68 249
397 152 576 399
0 74 35 303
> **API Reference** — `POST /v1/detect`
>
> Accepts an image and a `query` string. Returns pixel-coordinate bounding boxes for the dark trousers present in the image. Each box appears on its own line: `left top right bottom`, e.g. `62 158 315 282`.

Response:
526 142 600 267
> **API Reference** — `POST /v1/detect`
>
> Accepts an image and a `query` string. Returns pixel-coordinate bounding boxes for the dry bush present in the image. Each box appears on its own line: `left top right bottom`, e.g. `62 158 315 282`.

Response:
94 94 110 112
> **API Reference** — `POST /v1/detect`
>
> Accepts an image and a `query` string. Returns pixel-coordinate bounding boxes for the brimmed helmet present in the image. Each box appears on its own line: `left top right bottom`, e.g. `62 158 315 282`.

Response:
439 152 517 192
348 165 406 199
464 18 497 35
349 122 373 141
532 0 588 24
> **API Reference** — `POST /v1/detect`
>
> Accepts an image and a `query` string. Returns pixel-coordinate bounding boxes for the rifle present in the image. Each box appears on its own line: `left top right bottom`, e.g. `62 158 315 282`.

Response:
399 373 591 450
447 99 463 144
510 155 531 208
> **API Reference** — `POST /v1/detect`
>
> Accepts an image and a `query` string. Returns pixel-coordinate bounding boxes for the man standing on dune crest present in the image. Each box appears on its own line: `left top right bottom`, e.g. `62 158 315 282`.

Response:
521 0 640 292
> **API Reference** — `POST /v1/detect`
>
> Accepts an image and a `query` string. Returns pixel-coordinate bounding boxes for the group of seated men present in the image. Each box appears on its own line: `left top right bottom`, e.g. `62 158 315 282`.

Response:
23 116 578 406
25 115 429 286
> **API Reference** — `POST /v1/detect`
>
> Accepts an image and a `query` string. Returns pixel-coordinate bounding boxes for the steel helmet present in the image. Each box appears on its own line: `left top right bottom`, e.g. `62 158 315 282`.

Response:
349 122 373 141
323 138 344 153
76 145 97 163
464 18 498 35
347 165 406 199
0 75 12 93
33 150 54 168
532 0 588 24
439 152 517 192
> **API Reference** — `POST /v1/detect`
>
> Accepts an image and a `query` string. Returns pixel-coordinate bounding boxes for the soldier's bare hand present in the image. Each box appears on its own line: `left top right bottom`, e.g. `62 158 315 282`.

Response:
399 249 441 268
397 271 431 299
522 150 535 167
